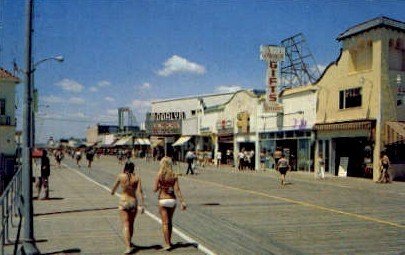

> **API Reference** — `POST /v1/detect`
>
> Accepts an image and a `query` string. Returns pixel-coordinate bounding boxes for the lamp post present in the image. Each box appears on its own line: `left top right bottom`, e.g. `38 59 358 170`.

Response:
20 0 40 254
20 0 63 253
31 55 64 145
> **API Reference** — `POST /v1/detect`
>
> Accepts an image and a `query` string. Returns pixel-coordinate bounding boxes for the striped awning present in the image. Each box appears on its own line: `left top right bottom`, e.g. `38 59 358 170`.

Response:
134 138 151 146
314 120 373 131
385 121 405 145
172 136 191 147
114 136 133 146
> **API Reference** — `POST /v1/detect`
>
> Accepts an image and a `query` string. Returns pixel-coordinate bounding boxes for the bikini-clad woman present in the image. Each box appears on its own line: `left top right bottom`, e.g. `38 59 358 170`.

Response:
111 161 144 254
153 156 186 250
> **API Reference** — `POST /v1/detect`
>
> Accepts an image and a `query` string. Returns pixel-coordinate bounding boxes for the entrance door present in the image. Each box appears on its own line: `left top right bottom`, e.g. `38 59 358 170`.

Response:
334 137 367 177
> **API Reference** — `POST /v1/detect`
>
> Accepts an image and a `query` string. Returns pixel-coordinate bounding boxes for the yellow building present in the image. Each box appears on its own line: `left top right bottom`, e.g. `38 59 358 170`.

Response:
0 68 20 191
314 17 404 180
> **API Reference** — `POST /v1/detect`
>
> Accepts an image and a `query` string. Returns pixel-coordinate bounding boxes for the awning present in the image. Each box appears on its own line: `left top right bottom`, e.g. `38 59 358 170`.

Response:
314 120 373 131
115 136 133 146
385 121 405 145
134 138 151 146
150 137 164 147
172 136 191 147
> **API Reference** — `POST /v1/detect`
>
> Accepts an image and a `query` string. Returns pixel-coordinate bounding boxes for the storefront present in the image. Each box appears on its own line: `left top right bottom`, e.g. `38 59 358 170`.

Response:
314 120 375 178
260 129 313 171
216 119 234 165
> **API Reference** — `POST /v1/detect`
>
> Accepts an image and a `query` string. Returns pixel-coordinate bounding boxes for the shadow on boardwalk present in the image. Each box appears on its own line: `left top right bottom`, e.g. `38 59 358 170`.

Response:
34 206 117 217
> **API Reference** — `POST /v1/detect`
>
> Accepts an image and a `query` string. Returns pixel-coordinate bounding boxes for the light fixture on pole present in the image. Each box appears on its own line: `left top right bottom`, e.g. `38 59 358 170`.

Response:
31 55 64 145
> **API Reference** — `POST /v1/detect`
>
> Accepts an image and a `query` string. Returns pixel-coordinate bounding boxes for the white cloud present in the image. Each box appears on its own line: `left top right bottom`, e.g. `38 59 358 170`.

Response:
56 79 84 93
68 97 85 105
157 55 206 76
70 112 87 119
316 64 327 73
140 82 151 89
215 85 243 93
96 109 118 123
89 86 98 92
132 99 152 108
106 109 117 115
42 95 63 104
98 80 111 87
105 96 115 102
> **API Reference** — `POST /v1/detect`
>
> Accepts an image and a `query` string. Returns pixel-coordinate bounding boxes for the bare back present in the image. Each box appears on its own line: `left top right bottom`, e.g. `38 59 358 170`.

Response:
157 174 177 200
118 173 139 201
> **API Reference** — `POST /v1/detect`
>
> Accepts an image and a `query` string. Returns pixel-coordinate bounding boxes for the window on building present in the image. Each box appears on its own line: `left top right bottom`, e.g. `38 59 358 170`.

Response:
191 110 196 116
0 99 5 115
389 38 405 71
349 40 373 72
339 88 362 109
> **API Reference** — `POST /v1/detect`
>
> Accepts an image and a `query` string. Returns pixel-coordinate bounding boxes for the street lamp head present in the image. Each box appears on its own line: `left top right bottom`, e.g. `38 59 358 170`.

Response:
54 55 64 62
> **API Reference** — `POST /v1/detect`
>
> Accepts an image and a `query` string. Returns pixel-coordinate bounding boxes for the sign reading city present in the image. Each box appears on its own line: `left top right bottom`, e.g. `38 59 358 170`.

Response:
260 45 285 112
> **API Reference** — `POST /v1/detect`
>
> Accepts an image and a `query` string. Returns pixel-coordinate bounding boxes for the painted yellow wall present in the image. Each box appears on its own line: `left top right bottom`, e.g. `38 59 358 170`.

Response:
316 27 404 180
0 80 18 155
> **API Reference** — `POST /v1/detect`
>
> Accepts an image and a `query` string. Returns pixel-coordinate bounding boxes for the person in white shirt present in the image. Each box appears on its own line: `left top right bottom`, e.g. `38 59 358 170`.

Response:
216 151 222 168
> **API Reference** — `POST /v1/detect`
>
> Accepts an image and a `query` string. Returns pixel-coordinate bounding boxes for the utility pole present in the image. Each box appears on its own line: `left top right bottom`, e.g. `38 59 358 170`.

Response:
19 0 40 254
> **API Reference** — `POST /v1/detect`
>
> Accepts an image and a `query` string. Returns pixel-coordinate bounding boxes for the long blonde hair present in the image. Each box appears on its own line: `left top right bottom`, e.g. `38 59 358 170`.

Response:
159 156 176 181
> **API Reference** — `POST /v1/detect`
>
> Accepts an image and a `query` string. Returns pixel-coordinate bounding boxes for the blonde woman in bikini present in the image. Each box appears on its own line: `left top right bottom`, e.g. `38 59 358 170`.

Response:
111 161 145 254
153 156 187 251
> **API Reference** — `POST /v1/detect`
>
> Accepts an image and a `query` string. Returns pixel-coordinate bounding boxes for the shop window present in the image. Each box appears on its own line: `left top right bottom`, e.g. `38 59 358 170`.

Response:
339 87 362 109
286 131 294 138
389 38 405 71
0 99 5 115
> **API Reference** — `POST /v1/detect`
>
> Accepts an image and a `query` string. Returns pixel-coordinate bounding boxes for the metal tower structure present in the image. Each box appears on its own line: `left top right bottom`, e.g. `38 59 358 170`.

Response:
118 107 136 133
280 33 321 89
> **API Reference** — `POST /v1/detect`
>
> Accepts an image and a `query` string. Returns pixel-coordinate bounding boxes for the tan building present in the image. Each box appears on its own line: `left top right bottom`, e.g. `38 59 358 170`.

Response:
314 17 405 180
0 68 20 191
0 68 19 155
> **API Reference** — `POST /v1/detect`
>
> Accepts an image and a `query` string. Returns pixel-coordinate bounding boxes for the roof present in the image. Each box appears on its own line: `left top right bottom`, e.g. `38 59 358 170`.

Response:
151 91 236 104
280 85 318 97
337 16 405 41
204 90 261 113
0 68 19 83
151 89 264 105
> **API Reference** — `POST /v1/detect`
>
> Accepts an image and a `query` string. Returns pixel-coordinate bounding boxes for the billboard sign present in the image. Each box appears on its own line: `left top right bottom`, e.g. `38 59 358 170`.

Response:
260 45 285 62
261 45 285 111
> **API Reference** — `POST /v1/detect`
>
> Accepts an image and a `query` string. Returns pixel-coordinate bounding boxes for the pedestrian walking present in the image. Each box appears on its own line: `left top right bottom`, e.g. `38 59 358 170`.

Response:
39 150 51 199
216 150 222 168
153 156 187 251
273 147 282 169
86 148 95 168
75 149 82 167
54 149 64 168
377 153 391 183
260 150 266 171
316 154 325 179
111 161 145 254
238 149 245 171
185 150 195 175
276 154 290 186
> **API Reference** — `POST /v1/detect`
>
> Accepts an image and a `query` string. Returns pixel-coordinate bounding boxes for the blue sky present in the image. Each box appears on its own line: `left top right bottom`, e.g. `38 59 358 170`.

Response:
1 1 405 142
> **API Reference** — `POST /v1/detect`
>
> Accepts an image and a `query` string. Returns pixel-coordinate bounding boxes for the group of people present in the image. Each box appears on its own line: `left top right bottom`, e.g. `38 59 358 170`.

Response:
111 156 186 254
237 148 255 171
